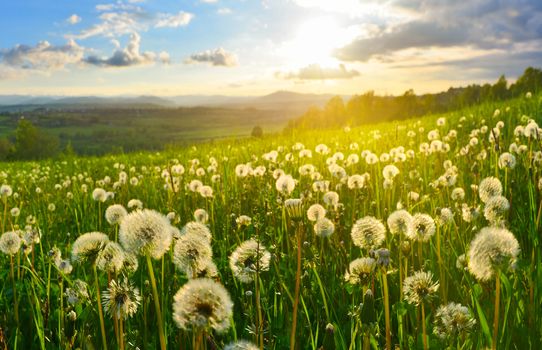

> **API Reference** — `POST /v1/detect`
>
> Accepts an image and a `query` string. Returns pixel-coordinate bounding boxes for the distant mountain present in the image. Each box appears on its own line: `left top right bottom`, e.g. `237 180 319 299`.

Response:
0 91 344 111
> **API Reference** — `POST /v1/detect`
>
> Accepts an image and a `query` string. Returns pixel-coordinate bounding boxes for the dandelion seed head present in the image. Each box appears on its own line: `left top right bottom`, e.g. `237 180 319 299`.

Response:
194 209 209 224
105 204 128 225
224 340 259 350
314 218 335 238
180 221 212 243
433 302 476 340
468 227 520 281
284 198 304 221
172 278 233 333
406 213 436 242
483 195 510 224
229 239 271 283
307 204 326 222
71 232 109 263
102 279 141 320
403 270 439 305
479 177 502 203
173 233 213 278
119 209 172 259
351 216 386 250
387 210 412 235
96 241 125 273
344 257 376 285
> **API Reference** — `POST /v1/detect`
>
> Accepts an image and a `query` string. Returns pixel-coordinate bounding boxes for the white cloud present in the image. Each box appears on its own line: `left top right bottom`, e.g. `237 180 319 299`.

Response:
185 48 238 67
155 11 194 28
83 32 163 67
70 11 146 39
67 14 82 25
0 39 84 71
217 8 232 15
276 63 360 80
159 51 170 64
200 0 218 3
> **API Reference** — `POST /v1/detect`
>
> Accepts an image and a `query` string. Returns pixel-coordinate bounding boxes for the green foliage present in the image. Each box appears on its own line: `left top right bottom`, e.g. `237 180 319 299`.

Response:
287 66 542 131
251 125 264 138
12 118 60 160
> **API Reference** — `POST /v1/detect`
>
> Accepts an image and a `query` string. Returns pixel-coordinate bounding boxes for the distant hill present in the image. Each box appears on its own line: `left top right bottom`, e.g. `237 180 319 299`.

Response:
0 91 343 112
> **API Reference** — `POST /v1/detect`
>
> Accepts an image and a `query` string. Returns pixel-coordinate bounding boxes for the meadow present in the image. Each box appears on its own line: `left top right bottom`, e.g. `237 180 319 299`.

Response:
0 92 540 350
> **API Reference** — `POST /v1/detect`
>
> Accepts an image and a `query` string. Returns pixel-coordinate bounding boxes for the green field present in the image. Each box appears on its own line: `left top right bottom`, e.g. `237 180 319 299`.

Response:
0 93 540 349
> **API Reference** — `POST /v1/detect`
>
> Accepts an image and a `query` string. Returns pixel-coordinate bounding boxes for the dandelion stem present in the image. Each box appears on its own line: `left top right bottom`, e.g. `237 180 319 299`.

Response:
492 275 501 350
10 255 19 326
146 255 167 350
290 223 303 350
93 264 108 350
119 315 124 350
421 303 428 350
382 268 392 350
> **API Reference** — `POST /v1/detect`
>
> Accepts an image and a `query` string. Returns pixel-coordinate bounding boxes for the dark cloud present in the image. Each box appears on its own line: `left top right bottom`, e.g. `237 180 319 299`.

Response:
83 32 161 67
336 0 542 62
277 64 360 80
185 48 238 67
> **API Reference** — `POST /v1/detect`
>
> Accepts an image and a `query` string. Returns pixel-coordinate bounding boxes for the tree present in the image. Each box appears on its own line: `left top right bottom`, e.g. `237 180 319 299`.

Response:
0 138 13 161
13 118 60 160
251 125 263 138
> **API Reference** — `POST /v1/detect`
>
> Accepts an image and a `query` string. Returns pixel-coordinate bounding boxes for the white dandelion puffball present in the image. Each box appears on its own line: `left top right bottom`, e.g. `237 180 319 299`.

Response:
307 204 326 222
406 213 436 242
71 232 109 263
314 218 335 238
387 210 412 235
105 204 128 225
119 209 173 259
172 278 233 333
0 231 22 255
351 216 386 249
468 227 520 282
479 177 502 203
224 340 259 350
275 174 295 194
229 239 271 283
403 270 439 305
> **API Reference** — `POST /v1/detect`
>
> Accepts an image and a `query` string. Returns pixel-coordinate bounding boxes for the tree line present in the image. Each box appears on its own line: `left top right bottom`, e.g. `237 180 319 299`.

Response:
285 66 542 132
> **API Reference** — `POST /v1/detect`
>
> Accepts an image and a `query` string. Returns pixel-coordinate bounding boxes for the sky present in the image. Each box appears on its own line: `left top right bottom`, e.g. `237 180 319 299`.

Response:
0 0 541 96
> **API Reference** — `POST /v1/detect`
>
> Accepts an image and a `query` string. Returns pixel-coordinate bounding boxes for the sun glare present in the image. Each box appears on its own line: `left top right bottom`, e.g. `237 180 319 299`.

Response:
285 16 348 67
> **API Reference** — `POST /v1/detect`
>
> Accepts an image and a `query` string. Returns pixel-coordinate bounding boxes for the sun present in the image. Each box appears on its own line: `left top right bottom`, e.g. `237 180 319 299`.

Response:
284 16 352 67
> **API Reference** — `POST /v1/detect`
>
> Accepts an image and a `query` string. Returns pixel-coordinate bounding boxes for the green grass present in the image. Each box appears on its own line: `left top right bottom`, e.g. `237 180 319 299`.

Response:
0 93 540 349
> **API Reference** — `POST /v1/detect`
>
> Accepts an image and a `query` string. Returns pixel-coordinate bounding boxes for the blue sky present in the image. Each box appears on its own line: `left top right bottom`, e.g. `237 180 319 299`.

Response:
0 0 541 96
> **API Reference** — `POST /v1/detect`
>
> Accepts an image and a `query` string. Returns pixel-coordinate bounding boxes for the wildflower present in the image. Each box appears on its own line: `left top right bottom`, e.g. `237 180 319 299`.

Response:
275 174 295 194
284 198 304 221
483 196 510 224
173 233 213 278
347 175 365 189
105 204 128 225
236 215 252 227
0 184 13 197
172 278 233 332
314 218 335 238
65 280 90 305
229 239 271 283
71 232 109 263
180 221 212 243
433 302 476 340
351 216 386 250
127 199 143 210
323 191 339 207
194 209 209 224
96 242 125 273
119 209 172 259
102 279 141 319
498 153 516 169
344 257 376 285
306 204 326 222
387 210 412 235
92 188 107 202
403 270 439 305
406 213 436 242
224 340 259 350
468 227 520 281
